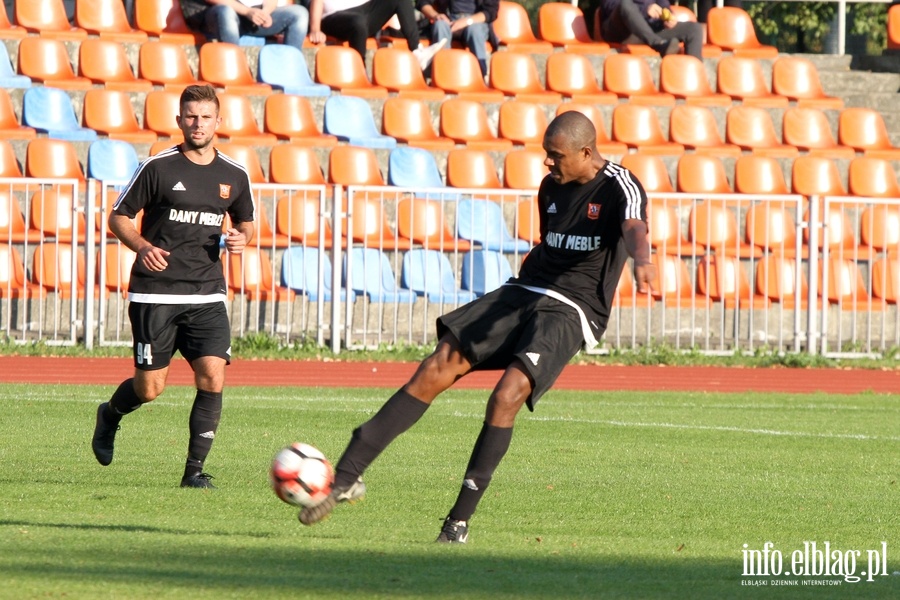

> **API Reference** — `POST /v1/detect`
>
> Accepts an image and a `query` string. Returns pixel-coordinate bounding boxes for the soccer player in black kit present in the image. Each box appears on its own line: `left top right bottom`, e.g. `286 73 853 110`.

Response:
298 111 658 542
91 84 255 488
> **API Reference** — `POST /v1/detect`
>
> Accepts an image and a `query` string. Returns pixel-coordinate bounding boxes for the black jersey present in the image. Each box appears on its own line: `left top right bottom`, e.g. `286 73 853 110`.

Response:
113 146 255 303
510 161 647 348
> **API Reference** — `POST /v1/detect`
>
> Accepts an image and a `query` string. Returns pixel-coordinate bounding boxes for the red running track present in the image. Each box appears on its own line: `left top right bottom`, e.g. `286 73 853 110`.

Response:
2 356 899 394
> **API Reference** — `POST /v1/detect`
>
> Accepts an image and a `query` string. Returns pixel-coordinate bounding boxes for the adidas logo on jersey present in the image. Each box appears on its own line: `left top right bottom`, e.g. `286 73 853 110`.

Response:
526 352 541 366
172 181 186 191
547 203 557 214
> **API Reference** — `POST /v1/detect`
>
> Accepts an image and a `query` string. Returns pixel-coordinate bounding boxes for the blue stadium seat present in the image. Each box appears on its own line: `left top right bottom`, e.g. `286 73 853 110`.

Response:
22 87 97 141
402 248 477 304
461 250 514 296
0 43 30 88
257 44 330 97
387 146 460 200
281 246 355 302
344 247 416 303
323 95 396 149
87 139 139 184
456 198 532 253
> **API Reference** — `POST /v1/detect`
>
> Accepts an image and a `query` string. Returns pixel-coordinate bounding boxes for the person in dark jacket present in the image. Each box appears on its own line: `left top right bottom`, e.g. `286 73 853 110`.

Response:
416 0 499 76
597 0 702 58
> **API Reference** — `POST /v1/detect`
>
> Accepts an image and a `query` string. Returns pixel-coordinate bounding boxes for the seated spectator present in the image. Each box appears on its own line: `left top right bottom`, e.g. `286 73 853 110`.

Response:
691 0 742 24
308 0 445 69
181 0 309 51
416 0 499 77
597 0 702 58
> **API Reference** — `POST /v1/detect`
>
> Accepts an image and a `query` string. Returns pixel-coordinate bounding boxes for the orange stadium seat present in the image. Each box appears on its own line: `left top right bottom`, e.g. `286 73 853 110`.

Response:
76 0 149 42
143 90 184 141
716 56 788 108
381 97 455 150
890 5 900 50
0 90 36 140
0 243 45 299
276 195 332 248
668 105 741 157
689 202 761 258
498 101 548 149
745 202 805 258
25 139 86 184
397 198 471 252
32 242 102 299
872 257 900 304
659 54 731 107
646 201 694 256
819 256 874 311
677 154 733 195
504 149 548 190
16 0 87 40
755 255 809 308
226 246 294 301
538 3 610 54
199 43 272 96
82 89 158 143
139 41 204 92
838 107 900 160
803 203 856 255
216 94 277 146
215 143 266 184
733 155 790 196
17 37 92 90
328 146 385 186
446 149 503 190
344 195 412 250
725 105 798 158
650 253 695 306
611 104 684 156
603 54 675 106
696 254 769 309
668 4 722 58
860 203 900 254
848 157 900 199
431 49 504 103
494 1 553 53
134 0 206 44
544 52 616 105
79 39 154 92
315 45 387 98
0 191 42 244
791 156 848 198
439 98 513 152
0 140 24 178
489 52 562 104
98 243 136 297
29 187 88 243
706 6 777 58
782 107 855 159
372 47 444 101
0 4 26 39
555 103 628 156
772 57 843 110
268 144 326 185
620 153 676 194
515 198 540 244
263 94 337 147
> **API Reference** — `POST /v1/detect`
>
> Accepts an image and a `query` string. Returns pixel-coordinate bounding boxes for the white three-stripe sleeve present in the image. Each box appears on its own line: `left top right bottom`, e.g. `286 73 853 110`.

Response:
111 147 180 212
605 163 644 221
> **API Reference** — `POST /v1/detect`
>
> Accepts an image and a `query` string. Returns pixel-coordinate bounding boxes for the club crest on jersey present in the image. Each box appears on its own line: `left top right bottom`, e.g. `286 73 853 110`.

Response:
587 203 601 220
219 184 231 199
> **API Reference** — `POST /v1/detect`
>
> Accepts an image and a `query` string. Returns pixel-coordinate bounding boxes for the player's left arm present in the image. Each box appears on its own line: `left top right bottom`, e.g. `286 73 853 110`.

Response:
622 219 656 295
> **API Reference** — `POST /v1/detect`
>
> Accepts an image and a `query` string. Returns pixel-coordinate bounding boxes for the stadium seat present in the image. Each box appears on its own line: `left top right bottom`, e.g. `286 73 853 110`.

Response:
275 195 332 248
216 93 277 146
667 4 722 57
461 250 514 296
716 57 788 108
76 0 148 42
268 144 326 185
0 4 26 40
397 198 471 252
489 52 562 104
29 188 87 243
611 104 684 156
819 256 874 311
872 257 900 304
401 248 477 304
387 147 459 200
314 45 387 98
603 54 675 106
838 107 900 160
859 203 900 254
456 199 531 253
344 195 413 250
281 246 354 302
372 47 444 101
772 57 843 110
258 44 330 97
343 247 416 303
199 43 273 96
87 139 140 183
676 154 733 195
689 202 761 258
493 1 554 53
646 201 694 256
538 3 610 54
890 4 900 50
327 146 385 186
668 105 741 157
381 97 455 150
0 243 45 299
555 104 628 156
138 41 204 92
98 243 136 297
239 197 289 250
0 43 30 89
439 98 513 152
0 90 36 140
755 255 809 308
446 149 502 190
725 105 798 158
214 143 266 183
431 49 505 103
659 54 731 107
134 0 205 44
544 52 616 105
143 90 184 141
650 253 695 306
263 94 337 147
25 138 85 183
706 6 777 58
620 154 676 194
790 156 848 198
744 202 805 258
696 254 769 309
733 155 790 196
515 198 540 244
226 246 294 302
323 95 396 149
22 88 98 142
504 149 548 190
848 157 900 199
16 0 88 40
79 39 153 92
17 37 92 90
0 139 24 178
82 89 158 143
782 107 855 159
0 191 42 244
498 101 548 149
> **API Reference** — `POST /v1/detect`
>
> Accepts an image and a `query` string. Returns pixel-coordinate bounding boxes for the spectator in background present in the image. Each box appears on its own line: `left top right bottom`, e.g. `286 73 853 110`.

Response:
307 0 445 69
416 0 499 77
180 0 310 52
596 0 702 58
691 0 742 24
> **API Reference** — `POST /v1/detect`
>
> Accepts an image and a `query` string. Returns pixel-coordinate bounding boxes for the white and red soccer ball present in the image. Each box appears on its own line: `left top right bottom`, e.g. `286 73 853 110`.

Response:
269 443 334 508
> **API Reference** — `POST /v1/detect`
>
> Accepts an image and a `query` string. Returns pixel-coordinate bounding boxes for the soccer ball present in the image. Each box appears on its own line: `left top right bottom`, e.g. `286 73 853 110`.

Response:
269 443 334 508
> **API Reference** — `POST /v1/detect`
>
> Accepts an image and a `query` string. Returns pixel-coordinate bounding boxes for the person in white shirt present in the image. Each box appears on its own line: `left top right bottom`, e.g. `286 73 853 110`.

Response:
181 0 309 51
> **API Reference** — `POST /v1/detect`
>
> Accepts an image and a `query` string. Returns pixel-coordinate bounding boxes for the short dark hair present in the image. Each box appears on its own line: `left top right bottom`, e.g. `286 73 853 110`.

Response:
179 84 219 113
545 111 596 152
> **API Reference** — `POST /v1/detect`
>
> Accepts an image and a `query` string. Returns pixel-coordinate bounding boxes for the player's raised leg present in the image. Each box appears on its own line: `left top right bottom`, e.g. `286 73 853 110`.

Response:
92 368 166 466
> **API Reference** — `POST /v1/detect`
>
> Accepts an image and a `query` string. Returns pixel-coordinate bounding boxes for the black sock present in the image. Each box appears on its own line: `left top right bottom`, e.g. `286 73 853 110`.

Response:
183 389 222 479
105 378 142 425
333 389 429 488
448 422 514 522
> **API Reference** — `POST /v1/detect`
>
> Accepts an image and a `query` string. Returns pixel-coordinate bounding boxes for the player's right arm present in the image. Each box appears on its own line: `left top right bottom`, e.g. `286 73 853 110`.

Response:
109 214 170 272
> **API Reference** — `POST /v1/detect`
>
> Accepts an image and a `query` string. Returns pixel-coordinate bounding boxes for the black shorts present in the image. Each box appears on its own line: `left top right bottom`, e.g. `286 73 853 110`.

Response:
128 302 231 371
437 285 584 410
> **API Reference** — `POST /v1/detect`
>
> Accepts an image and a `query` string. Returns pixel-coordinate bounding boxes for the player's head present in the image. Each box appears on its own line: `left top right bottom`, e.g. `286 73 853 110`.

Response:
177 84 220 151
542 111 599 185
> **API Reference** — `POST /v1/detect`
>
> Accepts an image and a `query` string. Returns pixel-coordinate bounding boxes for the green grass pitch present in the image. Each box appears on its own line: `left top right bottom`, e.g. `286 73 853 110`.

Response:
0 382 897 599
